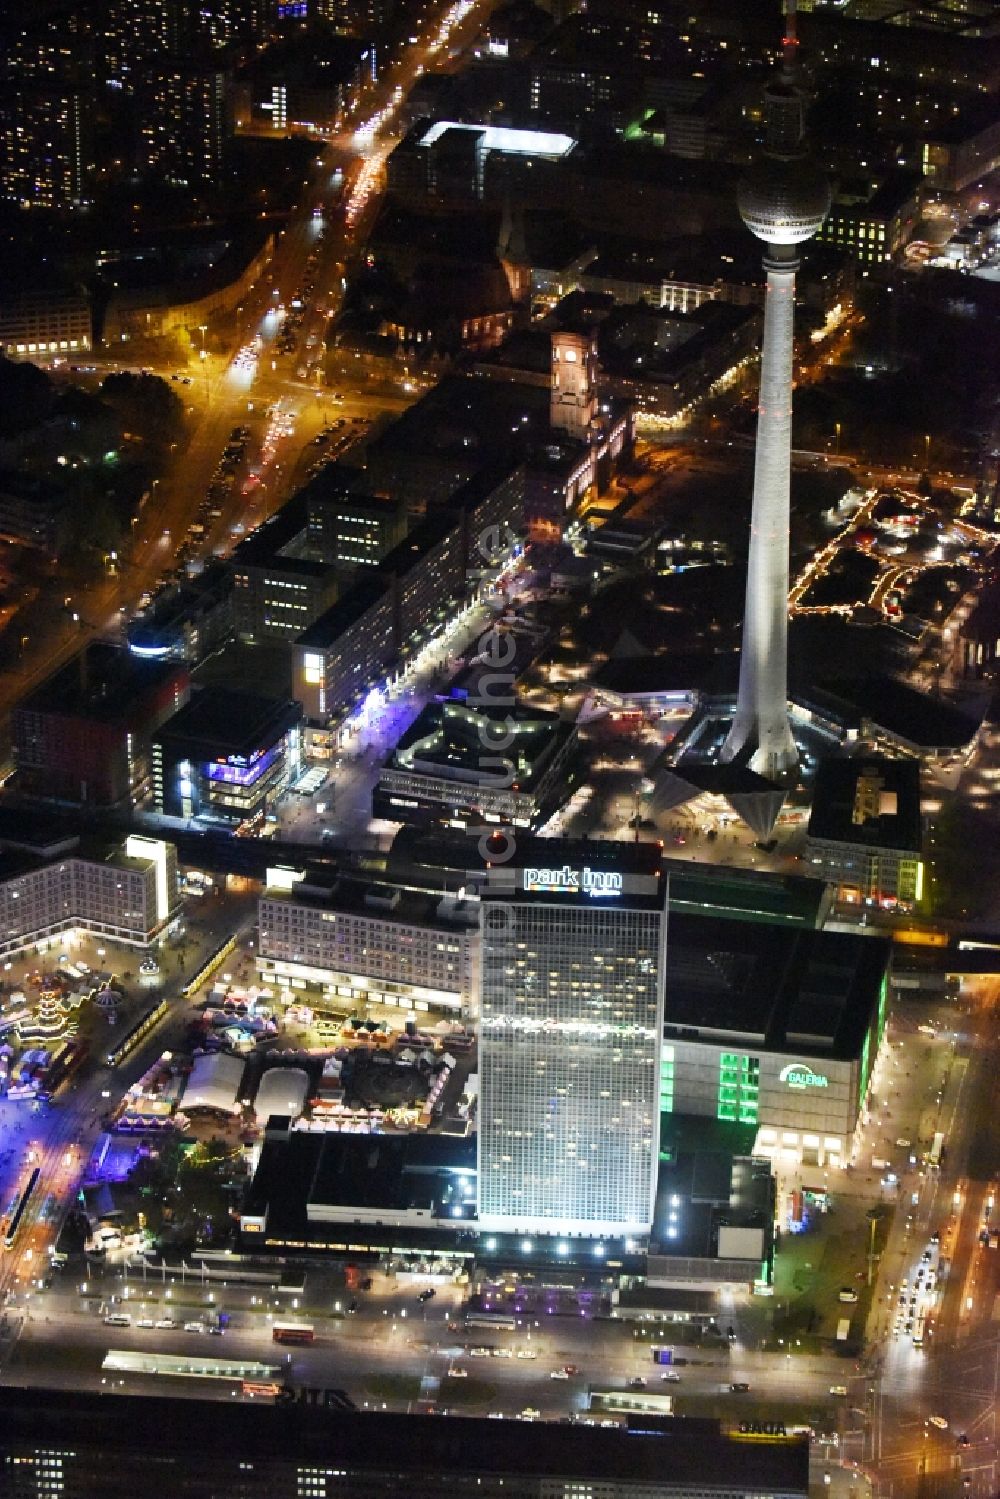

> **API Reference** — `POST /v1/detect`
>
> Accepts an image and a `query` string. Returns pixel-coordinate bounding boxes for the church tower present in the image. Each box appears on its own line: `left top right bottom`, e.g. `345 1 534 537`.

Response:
550 329 597 442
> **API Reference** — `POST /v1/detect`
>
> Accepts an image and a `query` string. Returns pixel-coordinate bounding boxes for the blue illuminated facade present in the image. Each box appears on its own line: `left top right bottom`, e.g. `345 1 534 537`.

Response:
151 688 302 827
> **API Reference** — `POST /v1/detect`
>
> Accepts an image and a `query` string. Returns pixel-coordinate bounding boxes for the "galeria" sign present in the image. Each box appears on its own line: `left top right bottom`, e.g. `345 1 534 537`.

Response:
778 1062 830 1090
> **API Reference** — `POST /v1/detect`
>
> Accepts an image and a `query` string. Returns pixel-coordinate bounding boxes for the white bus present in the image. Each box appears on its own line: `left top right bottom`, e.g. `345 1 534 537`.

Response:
926 1132 945 1169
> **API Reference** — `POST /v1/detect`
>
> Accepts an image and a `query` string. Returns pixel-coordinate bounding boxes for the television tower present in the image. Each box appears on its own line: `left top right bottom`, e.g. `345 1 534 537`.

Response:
721 0 830 783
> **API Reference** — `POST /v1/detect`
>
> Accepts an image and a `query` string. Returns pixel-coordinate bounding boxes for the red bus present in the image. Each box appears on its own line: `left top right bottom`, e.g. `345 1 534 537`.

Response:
272 1322 315 1345
242 1381 283 1398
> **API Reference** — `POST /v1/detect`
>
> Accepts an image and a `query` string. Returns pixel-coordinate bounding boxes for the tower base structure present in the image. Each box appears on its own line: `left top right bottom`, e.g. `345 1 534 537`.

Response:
669 756 793 838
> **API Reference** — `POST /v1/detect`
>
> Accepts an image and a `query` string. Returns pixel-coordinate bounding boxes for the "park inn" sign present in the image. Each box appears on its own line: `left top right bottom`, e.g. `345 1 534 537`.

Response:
778 1062 830 1091
522 864 624 898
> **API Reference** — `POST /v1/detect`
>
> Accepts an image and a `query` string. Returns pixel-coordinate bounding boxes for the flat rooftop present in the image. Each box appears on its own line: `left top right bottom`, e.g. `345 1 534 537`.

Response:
416 120 577 160
0 1390 810 1493
366 374 560 466
478 832 667 910
244 1129 477 1233
262 870 479 935
0 845 51 882
810 675 983 751
651 1127 772 1259
585 231 760 288
663 912 889 1060
296 573 388 650
392 697 567 786
127 562 231 649
447 627 544 701
663 859 827 928
807 755 922 852
155 686 301 757
386 827 667 901
229 492 335 578
592 651 740 699
378 510 458 576
17 642 183 723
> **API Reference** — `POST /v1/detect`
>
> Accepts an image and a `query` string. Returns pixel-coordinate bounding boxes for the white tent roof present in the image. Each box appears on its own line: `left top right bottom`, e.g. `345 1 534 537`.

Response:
183 1052 245 1114
254 1066 310 1122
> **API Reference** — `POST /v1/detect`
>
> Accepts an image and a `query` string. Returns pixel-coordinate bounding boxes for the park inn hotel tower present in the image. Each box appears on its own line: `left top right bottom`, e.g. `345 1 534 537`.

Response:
477 840 667 1238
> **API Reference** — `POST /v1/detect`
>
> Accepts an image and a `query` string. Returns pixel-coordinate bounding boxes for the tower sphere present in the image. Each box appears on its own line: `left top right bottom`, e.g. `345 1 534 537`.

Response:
738 155 831 245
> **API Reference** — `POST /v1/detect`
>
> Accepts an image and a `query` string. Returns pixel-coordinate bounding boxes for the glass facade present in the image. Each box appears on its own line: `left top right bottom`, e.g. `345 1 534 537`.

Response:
478 896 665 1235
716 1052 760 1125
660 1045 674 1115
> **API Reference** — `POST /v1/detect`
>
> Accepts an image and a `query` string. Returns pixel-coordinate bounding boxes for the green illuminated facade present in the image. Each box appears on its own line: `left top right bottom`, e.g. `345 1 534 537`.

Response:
660 1045 674 1114
717 1052 760 1125
858 970 889 1110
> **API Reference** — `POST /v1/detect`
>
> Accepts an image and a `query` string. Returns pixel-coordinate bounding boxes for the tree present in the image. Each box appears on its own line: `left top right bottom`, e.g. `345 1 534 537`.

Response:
0 357 53 437
99 372 184 447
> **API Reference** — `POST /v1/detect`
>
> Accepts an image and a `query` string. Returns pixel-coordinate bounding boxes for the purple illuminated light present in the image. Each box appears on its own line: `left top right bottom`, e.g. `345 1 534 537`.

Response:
205 743 281 786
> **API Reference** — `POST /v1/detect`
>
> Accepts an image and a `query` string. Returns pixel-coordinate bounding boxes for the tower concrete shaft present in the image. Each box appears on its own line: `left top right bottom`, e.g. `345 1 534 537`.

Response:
722 243 799 780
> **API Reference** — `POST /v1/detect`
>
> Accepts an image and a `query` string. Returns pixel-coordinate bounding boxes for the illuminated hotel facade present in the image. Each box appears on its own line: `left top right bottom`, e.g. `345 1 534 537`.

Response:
257 868 480 1018
477 840 667 1237
0 834 179 959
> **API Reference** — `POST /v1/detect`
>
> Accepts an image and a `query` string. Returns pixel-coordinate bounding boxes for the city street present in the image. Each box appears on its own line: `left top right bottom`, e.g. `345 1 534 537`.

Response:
0 964 990 1474
3 1263 863 1427
857 983 1000 1498
0 0 487 773
274 596 494 851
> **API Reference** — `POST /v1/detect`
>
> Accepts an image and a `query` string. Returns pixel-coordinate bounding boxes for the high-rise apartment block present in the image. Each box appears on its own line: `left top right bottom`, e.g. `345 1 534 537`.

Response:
104 0 269 87
0 86 94 209
139 62 230 185
102 0 188 86
0 10 95 210
315 0 396 40
477 840 666 1237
